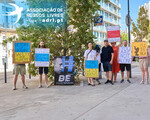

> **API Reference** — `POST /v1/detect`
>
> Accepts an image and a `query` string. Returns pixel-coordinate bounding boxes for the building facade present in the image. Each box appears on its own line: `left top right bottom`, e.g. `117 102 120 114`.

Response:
0 1 16 71
93 0 121 45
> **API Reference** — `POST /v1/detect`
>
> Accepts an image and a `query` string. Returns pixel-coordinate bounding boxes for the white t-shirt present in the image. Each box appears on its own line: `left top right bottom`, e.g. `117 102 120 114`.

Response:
96 51 102 63
84 49 96 60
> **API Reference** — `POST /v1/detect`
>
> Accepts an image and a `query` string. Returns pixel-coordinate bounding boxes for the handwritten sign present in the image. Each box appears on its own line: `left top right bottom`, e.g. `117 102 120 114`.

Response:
119 47 131 64
85 60 99 78
132 42 148 57
107 25 120 42
13 41 31 64
35 48 50 67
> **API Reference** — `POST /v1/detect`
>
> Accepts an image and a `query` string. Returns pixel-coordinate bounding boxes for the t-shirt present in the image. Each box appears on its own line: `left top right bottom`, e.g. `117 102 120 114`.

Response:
96 51 102 63
101 45 114 62
84 49 96 60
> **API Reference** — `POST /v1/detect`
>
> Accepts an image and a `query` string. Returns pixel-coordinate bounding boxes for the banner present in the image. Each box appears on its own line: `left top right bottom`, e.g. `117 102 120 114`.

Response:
54 56 75 85
35 48 50 67
132 42 148 57
13 41 31 64
85 60 99 78
107 25 120 42
119 47 131 64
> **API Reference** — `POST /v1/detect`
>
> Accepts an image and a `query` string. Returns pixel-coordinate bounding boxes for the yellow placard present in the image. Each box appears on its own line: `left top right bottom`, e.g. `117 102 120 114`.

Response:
85 69 99 78
14 52 30 63
132 42 148 57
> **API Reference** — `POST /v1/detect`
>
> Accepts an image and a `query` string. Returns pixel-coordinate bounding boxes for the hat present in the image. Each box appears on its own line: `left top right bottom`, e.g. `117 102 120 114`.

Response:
104 39 108 42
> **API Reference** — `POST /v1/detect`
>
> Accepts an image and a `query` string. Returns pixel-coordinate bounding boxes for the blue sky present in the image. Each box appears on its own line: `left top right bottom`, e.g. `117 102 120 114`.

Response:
120 0 149 30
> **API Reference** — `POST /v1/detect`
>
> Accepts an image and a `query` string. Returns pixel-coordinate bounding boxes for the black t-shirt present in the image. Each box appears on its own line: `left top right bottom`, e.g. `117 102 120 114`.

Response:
101 45 114 62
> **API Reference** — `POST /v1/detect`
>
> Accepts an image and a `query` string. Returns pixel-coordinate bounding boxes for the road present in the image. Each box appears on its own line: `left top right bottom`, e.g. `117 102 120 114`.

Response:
0 62 150 120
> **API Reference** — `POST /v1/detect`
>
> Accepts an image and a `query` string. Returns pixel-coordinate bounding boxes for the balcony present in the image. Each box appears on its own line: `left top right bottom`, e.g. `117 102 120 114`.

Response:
100 5 121 18
110 0 121 9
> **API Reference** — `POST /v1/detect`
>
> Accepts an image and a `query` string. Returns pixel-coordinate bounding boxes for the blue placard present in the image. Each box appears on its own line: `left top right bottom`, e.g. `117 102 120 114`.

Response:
15 43 30 52
35 54 49 62
85 60 98 69
61 56 75 72
94 16 103 24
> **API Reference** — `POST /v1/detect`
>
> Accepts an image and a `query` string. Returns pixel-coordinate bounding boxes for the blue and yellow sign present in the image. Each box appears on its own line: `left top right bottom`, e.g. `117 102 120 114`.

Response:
85 60 99 78
13 41 31 64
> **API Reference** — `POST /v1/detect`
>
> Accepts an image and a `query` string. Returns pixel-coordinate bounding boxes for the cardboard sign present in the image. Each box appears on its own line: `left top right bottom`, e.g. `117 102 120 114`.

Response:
119 47 131 64
85 60 99 78
35 48 50 67
107 25 120 42
13 41 31 64
54 56 75 85
132 42 148 57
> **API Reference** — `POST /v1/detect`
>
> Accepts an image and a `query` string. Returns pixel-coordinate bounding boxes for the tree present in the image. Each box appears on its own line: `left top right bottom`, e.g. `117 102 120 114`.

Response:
121 31 128 41
131 6 149 42
3 0 109 81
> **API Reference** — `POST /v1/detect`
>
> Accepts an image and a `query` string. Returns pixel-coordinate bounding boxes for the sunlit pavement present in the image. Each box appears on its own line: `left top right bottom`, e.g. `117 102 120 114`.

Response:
0 62 150 120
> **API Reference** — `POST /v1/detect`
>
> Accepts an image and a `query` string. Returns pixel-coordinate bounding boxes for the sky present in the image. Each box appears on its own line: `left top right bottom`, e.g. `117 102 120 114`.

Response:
120 0 149 30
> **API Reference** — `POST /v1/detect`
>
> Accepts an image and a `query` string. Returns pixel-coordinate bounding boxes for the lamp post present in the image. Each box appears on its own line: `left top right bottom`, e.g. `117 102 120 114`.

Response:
127 0 132 78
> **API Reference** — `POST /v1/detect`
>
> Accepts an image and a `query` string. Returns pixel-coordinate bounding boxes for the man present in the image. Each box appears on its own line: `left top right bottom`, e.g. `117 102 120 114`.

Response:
101 40 114 85
13 57 28 90
38 41 49 88
54 57 63 74
120 40 131 83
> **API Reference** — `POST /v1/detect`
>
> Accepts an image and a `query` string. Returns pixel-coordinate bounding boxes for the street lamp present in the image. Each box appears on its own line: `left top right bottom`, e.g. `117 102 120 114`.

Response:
127 0 132 78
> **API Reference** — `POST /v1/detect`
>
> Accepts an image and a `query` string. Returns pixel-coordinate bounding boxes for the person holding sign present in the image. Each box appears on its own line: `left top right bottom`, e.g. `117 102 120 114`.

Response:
120 40 131 83
110 39 122 83
12 41 31 90
101 40 114 85
84 42 97 86
139 47 149 85
38 41 49 88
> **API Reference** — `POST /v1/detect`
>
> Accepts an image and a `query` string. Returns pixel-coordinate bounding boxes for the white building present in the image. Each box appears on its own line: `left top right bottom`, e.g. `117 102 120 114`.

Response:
93 0 121 45
0 1 16 72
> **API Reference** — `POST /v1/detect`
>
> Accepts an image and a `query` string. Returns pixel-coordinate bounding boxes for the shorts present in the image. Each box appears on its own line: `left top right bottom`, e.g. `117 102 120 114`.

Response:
39 67 48 74
103 62 112 72
120 64 131 72
13 64 26 75
139 58 149 69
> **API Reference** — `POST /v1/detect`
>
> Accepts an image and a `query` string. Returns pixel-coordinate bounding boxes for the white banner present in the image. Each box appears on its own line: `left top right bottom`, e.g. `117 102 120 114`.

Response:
119 47 131 64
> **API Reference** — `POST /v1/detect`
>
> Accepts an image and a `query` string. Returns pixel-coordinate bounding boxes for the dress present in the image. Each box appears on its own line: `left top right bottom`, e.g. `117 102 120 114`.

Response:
112 46 120 73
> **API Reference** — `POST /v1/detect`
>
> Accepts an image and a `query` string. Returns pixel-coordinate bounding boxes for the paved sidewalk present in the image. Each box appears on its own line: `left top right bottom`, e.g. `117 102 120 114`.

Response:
0 63 150 120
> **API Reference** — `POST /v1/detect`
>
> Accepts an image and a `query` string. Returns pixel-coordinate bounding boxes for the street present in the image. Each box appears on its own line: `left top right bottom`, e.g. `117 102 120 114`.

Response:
0 62 150 120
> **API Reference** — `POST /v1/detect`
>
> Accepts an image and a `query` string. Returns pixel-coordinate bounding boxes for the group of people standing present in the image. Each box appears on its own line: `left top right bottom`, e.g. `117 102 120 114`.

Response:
12 39 150 90
84 38 150 86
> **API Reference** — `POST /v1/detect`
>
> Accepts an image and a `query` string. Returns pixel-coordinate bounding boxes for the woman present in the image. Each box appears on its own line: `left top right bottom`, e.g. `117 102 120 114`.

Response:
110 40 122 83
139 47 149 84
84 42 97 86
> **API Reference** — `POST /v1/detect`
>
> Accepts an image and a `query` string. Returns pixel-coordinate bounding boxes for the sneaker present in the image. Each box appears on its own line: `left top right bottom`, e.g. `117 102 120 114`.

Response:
38 84 42 88
105 80 109 84
120 79 124 83
127 80 131 83
13 86 17 90
140 80 144 84
97 81 101 85
109 80 114 85
45 83 49 88
146 81 149 85
23 85 28 89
